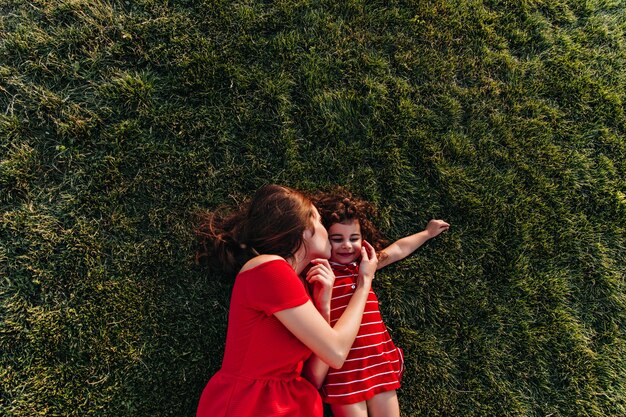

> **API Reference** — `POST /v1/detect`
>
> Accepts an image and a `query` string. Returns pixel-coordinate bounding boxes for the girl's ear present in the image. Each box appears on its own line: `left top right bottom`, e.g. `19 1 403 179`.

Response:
303 228 313 240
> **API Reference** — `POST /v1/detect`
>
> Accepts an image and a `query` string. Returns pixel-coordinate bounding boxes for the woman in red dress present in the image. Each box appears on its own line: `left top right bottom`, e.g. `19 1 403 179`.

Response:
195 184 378 417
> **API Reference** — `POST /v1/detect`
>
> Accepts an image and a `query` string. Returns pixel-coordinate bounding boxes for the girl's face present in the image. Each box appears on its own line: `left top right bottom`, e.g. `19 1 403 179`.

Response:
303 207 332 260
328 220 362 264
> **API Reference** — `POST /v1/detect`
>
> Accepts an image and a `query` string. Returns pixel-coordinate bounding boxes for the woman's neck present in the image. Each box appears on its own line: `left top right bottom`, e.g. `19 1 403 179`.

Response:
290 247 311 275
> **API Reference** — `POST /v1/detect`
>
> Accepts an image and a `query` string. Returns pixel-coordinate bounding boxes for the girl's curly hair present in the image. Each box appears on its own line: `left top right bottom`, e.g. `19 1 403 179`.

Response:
312 187 389 253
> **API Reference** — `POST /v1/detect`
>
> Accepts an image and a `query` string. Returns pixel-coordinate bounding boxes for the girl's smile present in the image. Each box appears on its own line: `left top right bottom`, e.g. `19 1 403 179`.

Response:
328 220 362 264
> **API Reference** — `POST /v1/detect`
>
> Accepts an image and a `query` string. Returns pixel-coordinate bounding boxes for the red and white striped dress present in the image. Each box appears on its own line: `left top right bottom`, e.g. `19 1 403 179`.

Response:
321 261 404 405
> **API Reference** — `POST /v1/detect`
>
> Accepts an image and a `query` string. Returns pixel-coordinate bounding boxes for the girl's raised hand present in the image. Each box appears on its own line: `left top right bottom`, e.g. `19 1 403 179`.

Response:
425 219 450 238
306 259 335 322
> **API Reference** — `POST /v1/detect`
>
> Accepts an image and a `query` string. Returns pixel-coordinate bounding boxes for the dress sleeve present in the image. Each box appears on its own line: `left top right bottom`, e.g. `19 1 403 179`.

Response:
245 260 311 315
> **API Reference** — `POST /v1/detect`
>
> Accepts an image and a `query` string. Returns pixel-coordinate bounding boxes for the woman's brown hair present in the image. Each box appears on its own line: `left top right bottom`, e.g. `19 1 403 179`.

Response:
196 184 315 275
312 187 389 253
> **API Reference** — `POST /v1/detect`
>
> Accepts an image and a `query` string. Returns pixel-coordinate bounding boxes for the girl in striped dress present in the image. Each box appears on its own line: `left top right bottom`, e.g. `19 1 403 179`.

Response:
314 190 449 417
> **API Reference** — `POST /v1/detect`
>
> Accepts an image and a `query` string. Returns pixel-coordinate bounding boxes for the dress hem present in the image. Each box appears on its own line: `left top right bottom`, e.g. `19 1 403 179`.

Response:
322 381 401 405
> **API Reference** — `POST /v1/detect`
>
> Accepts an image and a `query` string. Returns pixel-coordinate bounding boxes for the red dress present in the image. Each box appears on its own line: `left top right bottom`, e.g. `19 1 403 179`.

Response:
321 261 404 405
197 259 323 417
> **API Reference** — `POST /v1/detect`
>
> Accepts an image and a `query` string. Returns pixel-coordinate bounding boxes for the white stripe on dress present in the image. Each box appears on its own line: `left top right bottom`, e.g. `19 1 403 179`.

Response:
324 370 397 387
348 339 393 351
330 311 378 325
331 300 377 312
331 293 355 301
328 359 401 376
355 330 387 339
333 273 356 279
343 348 397 362
325 381 399 398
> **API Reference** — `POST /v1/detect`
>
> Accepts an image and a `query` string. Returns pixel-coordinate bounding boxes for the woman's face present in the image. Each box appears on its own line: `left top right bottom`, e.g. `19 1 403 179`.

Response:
303 207 332 260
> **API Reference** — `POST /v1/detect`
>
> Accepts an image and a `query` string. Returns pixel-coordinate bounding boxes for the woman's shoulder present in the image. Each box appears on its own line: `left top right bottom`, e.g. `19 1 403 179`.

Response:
239 255 289 274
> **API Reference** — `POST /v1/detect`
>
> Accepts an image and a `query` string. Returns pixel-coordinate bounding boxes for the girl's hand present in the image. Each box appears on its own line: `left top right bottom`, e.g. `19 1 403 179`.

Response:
306 259 335 322
357 240 377 289
425 219 450 238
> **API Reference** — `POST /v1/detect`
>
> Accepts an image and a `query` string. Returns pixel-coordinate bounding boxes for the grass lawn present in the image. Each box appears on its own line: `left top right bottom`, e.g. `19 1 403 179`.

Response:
1 0 625 416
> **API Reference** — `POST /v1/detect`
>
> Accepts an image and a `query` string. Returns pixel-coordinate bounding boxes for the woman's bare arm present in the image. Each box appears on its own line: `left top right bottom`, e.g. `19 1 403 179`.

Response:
275 242 377 369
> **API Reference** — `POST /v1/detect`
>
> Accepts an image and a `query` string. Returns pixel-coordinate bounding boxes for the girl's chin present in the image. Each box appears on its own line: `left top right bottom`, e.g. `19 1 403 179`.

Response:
332 255 357 264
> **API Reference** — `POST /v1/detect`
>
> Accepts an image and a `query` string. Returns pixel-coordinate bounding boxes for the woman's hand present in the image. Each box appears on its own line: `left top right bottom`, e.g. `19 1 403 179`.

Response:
306 259 335 322
357 240 377 289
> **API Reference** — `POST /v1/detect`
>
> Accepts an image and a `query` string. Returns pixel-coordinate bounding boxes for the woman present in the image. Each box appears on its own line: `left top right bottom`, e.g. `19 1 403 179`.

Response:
195 184 377 417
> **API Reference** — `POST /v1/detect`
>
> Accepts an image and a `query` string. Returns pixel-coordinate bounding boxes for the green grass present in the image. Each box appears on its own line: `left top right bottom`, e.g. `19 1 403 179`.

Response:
1 0 625 416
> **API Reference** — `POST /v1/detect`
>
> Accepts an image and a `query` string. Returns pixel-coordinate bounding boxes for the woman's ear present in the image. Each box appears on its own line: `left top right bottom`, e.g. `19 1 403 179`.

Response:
302 228 313 240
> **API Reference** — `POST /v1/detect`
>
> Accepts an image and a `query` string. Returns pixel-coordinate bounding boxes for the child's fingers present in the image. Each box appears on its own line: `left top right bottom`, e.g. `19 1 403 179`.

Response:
307 274 320 284
306 264 334 283
306 263 330 279
430 219 449 226
306 265 323 279
428 219 450 235
310 258 332 270
307 272 325 284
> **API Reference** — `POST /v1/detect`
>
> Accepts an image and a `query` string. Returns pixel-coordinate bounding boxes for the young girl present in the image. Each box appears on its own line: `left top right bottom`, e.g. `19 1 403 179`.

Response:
195 184 379 417
314 190 450 417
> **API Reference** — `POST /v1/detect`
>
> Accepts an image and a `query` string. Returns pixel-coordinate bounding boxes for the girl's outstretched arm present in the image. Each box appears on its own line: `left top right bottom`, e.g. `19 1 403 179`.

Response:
275 242 378 370
377 219 450 269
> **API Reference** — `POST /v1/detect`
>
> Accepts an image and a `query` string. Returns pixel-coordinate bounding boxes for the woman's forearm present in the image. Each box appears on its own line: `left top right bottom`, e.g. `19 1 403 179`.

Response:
276 244 377 369
326 285 370 366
